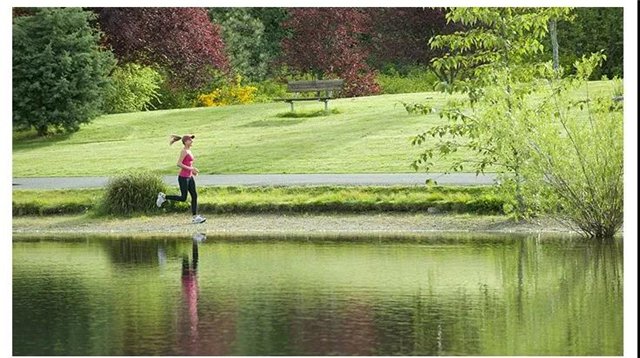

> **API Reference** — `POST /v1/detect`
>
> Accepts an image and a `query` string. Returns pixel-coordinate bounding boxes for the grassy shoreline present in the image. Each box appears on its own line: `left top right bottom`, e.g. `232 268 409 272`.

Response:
13 185 507 216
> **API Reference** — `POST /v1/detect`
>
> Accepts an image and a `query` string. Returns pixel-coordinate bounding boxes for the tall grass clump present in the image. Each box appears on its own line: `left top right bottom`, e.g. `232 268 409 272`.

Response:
99 171 167 215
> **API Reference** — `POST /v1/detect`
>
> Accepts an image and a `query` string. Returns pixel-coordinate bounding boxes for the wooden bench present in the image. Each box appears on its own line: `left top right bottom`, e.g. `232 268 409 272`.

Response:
277 79 344 111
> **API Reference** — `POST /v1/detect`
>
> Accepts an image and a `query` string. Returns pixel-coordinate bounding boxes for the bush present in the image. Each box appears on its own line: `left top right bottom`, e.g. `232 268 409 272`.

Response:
99 171 167 215
194 75 257 107
103 63 162 113
528 57 623 240
12 8 115 136
251 80 288 103
376 66 439 94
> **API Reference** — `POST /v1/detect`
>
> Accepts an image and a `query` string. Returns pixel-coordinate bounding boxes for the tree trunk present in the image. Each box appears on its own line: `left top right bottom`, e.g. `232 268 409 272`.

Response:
549 19 560 73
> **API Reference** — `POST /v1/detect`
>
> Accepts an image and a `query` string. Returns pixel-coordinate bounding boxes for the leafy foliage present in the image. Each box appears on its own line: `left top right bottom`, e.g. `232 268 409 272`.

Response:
93 7 229 89
554 7 623 79
408 8 572 217
104 63 162 114
194 75 258 107
280 8 380 97
12 7 115 136
250 8 292 77
406 7 623 238
376 66 439 94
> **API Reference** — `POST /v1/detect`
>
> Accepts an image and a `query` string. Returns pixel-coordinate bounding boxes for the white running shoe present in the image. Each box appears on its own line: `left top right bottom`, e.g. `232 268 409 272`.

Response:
192 215 206 224
156 192 166 207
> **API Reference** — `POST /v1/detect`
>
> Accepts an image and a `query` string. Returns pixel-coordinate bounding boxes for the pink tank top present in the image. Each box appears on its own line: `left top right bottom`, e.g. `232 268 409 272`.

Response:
179 152 194 177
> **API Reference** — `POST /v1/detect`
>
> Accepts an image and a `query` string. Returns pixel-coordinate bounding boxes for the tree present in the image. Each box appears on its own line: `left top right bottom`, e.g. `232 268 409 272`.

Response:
13 8 115 136
92 7 229 89
250 8 291 77
280 8 379 97
406 8 572 217
365 7 464 81
406 8 623 238
209 8 270 82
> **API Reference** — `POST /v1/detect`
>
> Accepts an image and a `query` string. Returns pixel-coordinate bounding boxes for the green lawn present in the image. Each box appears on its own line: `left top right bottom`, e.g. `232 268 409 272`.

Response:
12 81 617 177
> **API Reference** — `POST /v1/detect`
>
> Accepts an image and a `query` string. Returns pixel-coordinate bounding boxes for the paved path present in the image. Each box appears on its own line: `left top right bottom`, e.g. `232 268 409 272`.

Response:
12 173 497 189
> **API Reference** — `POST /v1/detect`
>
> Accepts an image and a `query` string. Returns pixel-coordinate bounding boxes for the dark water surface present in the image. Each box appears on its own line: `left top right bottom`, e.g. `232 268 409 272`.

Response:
13 234 623 356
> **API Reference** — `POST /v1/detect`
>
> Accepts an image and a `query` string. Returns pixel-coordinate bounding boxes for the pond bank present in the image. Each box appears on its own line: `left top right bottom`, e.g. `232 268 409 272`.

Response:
13 212 577 237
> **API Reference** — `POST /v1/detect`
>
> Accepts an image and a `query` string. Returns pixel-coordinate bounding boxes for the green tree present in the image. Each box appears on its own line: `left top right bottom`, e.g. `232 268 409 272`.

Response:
250 8 291 76
209 8 270 82
13 8 115 136
407 8 571 217
406 8 623 238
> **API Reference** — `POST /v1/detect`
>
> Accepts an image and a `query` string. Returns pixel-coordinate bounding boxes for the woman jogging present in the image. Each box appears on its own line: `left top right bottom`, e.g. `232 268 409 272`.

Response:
156 134 206 224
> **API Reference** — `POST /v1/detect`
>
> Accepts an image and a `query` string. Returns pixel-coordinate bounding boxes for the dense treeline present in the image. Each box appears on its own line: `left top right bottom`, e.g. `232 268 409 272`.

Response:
13 7 623 135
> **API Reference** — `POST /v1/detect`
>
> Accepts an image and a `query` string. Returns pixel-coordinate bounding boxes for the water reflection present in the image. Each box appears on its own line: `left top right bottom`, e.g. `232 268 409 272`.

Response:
12 234 623 356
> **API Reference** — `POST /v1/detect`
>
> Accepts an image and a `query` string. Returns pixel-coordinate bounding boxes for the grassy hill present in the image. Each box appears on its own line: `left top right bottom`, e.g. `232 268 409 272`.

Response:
12 81 617 177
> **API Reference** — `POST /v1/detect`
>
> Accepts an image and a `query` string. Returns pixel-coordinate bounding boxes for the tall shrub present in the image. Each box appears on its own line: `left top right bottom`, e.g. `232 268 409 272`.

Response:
554 7 623 79
12 7 115 135
527 56 623 240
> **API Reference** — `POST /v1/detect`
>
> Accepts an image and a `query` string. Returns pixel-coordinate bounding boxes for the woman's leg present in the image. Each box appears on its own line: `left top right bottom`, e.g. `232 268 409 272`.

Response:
187 177 198 216
166 176 189 202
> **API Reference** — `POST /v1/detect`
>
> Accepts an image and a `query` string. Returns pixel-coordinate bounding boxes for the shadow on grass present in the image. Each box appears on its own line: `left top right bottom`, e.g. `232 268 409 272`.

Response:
13 129 74 151
241 119 306 128
276 108 341 118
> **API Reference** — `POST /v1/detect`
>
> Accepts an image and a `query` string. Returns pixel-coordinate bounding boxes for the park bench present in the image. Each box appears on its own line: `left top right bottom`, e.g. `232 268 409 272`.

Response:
277 79 344 111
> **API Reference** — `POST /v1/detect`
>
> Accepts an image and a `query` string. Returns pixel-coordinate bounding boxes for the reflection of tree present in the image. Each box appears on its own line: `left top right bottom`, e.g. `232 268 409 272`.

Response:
102 238 180 267
480 238 623 355
288 296 377 355
13 275 94 355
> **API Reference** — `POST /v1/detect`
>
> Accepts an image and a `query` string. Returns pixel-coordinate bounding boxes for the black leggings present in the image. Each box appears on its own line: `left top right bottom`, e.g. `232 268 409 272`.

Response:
165 176 198 215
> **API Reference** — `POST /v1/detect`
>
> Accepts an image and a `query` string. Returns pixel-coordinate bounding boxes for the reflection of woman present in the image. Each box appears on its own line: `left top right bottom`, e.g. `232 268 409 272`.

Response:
181 240 200 343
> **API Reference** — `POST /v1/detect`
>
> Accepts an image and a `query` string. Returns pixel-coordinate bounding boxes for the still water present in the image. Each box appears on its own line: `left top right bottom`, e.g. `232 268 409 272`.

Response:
13 234 623 356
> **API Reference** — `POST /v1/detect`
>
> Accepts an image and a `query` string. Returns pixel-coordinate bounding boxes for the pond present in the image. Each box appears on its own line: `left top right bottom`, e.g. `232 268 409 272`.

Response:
13 234 623 356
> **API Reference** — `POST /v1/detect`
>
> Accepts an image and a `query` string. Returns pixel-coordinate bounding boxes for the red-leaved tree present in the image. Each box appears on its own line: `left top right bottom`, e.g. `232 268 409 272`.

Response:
365 8 464 83
280 8 379 97
365 8 450 68
93 7 229 89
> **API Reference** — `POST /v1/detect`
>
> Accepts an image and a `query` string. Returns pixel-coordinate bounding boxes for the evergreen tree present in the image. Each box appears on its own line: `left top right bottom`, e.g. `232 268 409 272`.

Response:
13 8 115 135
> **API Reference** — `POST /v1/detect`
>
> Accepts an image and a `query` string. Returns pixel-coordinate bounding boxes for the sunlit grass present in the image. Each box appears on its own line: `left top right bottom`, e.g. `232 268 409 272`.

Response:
12 185 507 216
12 81 616 177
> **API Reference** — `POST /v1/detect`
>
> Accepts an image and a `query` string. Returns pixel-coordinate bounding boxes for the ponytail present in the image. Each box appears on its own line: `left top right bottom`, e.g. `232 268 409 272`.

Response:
169 135 181 146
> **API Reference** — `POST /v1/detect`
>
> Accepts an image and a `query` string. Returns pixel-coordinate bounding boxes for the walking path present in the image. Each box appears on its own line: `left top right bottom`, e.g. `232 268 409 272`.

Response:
12 173 497 189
